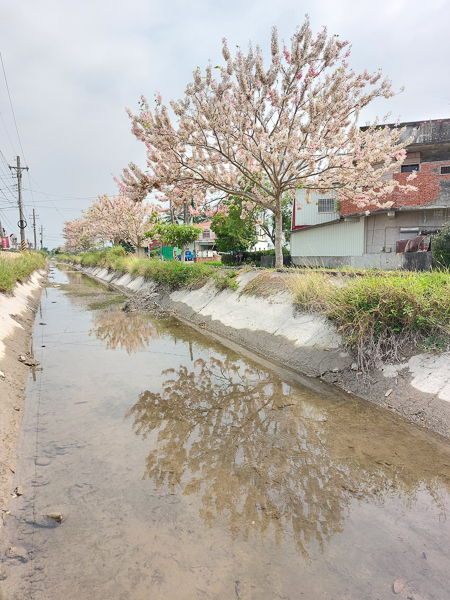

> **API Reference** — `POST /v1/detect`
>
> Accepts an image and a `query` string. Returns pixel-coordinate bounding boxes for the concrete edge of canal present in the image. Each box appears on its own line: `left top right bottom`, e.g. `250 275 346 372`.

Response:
63 261 450 440
0 268 48 514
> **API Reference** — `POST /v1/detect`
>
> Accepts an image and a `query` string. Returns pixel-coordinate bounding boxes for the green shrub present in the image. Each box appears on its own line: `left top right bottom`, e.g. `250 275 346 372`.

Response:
220 254 237 266
287 269 450 369
327 271 450 368
433 224 450 268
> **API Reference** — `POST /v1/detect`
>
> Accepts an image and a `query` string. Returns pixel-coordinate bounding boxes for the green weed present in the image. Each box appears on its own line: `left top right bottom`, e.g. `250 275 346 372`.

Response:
213 269 240 290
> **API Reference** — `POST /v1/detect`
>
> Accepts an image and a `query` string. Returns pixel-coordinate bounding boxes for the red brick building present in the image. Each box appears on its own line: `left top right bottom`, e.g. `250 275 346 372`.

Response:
290 118 450 269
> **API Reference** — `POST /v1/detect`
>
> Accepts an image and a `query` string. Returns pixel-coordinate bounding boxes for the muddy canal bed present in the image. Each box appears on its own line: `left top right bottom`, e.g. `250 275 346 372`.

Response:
1 264 450 599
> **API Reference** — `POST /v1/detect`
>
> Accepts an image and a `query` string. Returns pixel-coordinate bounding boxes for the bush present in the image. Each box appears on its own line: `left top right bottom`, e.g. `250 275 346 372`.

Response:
220 248 289 266
220 254 237 266
0 252 47 293
433 224 450 268
288 270 450 370
286 269 450 369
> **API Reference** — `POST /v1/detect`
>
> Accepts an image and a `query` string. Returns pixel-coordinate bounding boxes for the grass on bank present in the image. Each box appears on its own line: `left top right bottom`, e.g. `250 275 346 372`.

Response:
0 251 47 293
59 248 218 289
288 270 450 369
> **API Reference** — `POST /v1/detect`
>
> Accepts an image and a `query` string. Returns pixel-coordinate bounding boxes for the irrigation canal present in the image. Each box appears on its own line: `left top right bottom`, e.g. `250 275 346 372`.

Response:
2 263 450 599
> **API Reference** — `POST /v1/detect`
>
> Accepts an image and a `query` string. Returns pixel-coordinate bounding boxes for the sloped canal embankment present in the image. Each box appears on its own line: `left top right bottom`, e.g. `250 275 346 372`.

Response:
0 269 47 518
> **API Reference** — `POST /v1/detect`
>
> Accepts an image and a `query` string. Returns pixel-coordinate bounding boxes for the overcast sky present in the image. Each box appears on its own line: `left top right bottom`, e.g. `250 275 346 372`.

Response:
1 0 449 248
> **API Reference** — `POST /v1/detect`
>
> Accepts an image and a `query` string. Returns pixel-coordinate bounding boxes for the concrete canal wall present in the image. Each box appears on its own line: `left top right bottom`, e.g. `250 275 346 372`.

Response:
0 269 47 512
68 263 450 440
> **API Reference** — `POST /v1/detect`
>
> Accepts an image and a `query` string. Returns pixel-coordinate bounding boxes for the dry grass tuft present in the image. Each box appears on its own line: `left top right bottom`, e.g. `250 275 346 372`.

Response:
241 272 288 297
285 271 334 311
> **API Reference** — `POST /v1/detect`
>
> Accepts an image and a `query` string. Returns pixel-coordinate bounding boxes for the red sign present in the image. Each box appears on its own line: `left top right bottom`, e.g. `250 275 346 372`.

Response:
1 237 10 249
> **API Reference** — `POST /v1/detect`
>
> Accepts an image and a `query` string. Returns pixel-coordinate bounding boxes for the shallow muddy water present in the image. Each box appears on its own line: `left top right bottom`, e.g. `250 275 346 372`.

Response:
2 264 450 599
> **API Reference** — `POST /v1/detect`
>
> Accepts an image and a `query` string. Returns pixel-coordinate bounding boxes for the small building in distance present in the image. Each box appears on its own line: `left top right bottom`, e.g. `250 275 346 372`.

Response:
187 221 218 260
249 224 273 252
290 118 450 270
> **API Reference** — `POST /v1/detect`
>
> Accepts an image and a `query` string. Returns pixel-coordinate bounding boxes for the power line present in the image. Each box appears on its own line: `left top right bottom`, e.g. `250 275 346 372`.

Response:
22 188 109 201
29 175 67 220
0 52 27 165
0 56 36 239
0 110 16 156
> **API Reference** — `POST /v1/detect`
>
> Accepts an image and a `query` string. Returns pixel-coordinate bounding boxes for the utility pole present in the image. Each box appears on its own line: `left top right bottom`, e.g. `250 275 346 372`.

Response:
40 225 43 250
33 209 37 250
9 156 28 251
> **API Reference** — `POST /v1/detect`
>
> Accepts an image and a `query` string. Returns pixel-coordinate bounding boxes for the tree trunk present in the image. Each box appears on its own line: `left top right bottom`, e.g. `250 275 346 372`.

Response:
274 200 283 269
181 245 186 263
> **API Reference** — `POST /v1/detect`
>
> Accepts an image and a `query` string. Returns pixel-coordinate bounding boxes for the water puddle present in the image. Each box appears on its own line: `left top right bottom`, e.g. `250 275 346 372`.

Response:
1 264 450 599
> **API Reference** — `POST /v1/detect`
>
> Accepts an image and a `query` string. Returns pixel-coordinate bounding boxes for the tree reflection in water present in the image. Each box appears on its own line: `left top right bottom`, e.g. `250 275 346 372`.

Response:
91 309 160 354
127 354 450 556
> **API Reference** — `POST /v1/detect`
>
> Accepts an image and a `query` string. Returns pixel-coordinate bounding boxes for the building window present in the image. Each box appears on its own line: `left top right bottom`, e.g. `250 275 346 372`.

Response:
317 198 335 213
441 165 450 175
401 164 419 173
202 230 211 239
434 209 444 219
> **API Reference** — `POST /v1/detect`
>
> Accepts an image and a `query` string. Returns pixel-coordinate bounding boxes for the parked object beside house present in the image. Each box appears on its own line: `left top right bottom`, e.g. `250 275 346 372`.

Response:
290 118 450 270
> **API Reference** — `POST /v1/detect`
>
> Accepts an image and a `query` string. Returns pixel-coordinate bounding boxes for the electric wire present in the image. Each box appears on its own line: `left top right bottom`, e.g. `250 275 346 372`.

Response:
0 109 16 155
0 52 27 164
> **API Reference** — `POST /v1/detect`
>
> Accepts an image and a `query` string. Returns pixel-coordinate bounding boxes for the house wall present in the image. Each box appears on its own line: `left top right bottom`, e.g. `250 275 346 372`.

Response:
290 218 365 257
290 252 432 271
365 211 420 253
293 190 338 229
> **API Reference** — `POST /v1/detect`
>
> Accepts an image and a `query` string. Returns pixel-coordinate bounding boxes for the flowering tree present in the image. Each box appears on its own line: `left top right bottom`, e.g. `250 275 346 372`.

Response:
88 194 159 254
120 17 417 267
62 216 96 253
87 194 129 247
63 195 159 255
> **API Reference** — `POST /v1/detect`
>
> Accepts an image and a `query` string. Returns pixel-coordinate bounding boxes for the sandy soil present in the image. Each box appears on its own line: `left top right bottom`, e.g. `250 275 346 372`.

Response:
0 270 47 514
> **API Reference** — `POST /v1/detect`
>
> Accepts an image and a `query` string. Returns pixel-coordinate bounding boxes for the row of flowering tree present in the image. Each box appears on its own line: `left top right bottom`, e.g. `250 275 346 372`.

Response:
62 193 203 262
62 194 159 254
118 17 417 268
